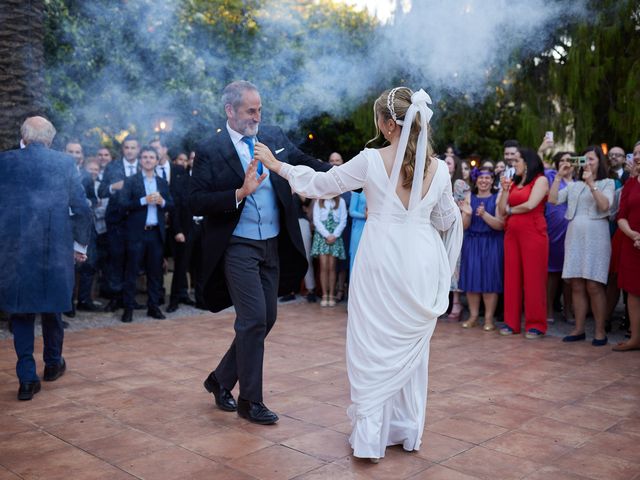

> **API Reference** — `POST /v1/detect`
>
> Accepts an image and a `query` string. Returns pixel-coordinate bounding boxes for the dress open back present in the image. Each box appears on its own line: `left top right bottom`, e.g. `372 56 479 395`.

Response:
279 148 462 458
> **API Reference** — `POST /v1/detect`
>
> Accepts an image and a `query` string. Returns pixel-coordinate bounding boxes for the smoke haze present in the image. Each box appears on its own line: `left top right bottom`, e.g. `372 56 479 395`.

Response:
45 0 588 147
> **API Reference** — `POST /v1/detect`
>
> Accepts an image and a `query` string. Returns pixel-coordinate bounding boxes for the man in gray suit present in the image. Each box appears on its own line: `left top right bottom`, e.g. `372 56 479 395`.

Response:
0 116 92 400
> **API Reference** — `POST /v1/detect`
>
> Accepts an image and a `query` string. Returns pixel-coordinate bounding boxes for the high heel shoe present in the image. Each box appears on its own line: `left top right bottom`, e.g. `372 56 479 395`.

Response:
320 295 329 307
328 296 336 307
483 322 496 332
448 302 463 321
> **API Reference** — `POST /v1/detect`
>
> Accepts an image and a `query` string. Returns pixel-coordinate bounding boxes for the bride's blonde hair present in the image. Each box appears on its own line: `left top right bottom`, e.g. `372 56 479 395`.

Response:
367 87 433 188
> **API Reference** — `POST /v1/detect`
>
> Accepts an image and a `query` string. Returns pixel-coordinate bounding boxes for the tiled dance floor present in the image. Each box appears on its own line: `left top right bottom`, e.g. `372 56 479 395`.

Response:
0 303 638 479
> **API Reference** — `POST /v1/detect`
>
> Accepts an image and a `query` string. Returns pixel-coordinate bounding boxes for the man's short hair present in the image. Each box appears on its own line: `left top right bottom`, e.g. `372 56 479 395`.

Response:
65 139 83 150
122 135 139 145
503 139 519 149
221 80 259 111
139 145 159 158
150 135 167 147
20 116 56 147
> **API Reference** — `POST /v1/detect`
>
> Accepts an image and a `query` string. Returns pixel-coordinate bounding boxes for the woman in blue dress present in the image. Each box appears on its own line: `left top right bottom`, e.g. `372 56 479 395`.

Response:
349 191 367 272
458 168 505 331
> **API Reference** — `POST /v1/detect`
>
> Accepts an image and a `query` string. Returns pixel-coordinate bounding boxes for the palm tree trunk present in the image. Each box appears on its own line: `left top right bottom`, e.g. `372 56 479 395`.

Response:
0 0 45 151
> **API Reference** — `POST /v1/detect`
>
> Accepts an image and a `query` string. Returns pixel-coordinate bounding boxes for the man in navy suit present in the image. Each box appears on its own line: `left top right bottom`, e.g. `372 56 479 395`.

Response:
98 136 141 312
0 117 92 400
120 146 174 323
190 80 329 424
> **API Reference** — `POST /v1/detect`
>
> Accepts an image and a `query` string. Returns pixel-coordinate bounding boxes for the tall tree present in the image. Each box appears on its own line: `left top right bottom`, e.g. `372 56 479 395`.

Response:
0 0 46 150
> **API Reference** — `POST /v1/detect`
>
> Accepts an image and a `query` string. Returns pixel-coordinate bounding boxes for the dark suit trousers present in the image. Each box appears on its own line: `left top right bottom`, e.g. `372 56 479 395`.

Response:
124 229 164 309
11 313 64 382
169 236 188 303
106 222 127 298
186 221 205 304
215 236 279 402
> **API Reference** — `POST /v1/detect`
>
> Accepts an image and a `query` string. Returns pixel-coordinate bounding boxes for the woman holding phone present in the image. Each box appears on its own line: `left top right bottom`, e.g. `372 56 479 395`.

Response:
549 146 615 346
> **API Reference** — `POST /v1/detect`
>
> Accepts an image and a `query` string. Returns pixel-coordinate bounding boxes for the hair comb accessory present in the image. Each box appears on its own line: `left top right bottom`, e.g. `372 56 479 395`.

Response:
387 87 404 125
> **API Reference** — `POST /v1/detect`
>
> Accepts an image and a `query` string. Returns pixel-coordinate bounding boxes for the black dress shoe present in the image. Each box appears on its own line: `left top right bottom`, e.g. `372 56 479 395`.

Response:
279 293 296 302
203 373 237 411
105 298 123 312
63 309 75 318
147 306 166 320
180 296 196 306
237 397 279 425
306 292 317 303
43 358 66 382
121 309 133 323
18 381 41 401
76 301 100 312
166 303 179 313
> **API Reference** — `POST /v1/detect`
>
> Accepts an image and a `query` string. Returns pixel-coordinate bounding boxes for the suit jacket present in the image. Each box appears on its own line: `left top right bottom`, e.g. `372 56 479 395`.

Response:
121 172 174 244
0 143 92 313
190 125 330 312
98 158 139 225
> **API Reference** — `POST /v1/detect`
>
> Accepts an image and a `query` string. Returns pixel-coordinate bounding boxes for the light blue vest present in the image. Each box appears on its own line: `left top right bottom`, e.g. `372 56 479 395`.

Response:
233 152 279 240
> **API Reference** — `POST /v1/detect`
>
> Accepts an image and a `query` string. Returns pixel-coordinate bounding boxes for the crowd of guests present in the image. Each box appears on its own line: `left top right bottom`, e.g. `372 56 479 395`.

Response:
2 129 638 353
44 135 207 324
442 137 639 351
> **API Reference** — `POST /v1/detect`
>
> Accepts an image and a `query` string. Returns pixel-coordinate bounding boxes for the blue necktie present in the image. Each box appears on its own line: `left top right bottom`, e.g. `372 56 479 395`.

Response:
242 136 262 175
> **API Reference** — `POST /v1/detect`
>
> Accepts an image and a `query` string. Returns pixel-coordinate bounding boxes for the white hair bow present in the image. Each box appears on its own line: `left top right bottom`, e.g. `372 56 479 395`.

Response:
384 88 434 212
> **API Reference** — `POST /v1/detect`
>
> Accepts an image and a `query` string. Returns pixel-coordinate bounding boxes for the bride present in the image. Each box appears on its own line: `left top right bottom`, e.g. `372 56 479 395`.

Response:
255 87 462 462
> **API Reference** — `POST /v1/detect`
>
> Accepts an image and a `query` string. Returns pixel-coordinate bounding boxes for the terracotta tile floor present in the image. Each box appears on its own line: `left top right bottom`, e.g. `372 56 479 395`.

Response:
1 303 639 479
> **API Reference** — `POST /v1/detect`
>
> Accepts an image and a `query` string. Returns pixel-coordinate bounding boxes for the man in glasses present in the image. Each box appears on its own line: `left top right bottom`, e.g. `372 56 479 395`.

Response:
608 146 627 184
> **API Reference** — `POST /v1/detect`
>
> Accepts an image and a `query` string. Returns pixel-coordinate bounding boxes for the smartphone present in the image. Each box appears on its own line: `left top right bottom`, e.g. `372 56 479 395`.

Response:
545 131 554 142
568 156 587 167
627 153 634 163
503 166 515 179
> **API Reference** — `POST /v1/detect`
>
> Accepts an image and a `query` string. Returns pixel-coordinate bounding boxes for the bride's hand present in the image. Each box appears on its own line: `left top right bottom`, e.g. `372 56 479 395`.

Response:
254 143 282 173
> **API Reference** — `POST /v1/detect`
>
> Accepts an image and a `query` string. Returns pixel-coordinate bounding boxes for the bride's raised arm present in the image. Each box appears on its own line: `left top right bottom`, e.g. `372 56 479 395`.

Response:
255 142 369 199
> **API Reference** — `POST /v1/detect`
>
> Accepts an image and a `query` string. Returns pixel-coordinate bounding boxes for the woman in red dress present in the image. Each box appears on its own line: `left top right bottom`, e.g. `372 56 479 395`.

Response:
498 148 550 338
613 141 640 351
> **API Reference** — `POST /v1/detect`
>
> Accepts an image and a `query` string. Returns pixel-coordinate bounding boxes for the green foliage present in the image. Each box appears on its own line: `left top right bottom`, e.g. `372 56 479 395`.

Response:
42 0 376 153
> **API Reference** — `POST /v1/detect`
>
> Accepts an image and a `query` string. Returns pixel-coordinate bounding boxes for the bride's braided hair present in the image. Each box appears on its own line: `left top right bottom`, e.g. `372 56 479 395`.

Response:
370 87 433 188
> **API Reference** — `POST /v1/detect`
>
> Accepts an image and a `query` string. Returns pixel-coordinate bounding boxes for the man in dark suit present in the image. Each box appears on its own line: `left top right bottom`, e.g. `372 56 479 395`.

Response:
98 136 141 312
120 146 174 323
0 116 92 400
190 80 329 424
149 135 191 310
62 140 102 315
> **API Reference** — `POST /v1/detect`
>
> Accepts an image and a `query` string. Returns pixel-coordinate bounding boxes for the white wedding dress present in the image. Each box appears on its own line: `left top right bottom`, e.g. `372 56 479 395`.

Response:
279 148 462 459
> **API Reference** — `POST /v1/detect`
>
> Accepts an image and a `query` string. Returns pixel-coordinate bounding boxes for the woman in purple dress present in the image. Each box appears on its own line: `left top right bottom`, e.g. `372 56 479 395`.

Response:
458 168 505 330
545 152 574 323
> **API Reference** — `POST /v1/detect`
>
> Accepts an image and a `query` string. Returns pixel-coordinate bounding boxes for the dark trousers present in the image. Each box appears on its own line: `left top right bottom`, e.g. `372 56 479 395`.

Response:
77 228 97 303
106 222 127 298
169 235 188 303
215 236 279 402
95 232 110 297
186 221 205 304
124 228 164 309
11 313 64 383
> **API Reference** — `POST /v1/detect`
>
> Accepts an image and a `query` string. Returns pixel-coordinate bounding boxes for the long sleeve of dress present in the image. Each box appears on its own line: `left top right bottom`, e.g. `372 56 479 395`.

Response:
279 150 369 199
312 201 331 238
332 197 348 238
431 179 463 272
